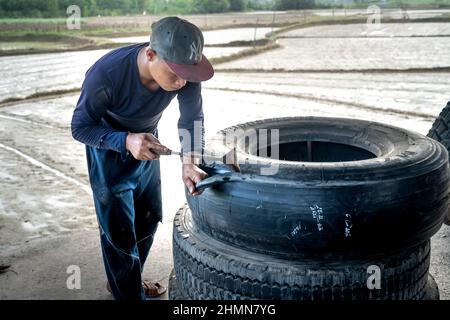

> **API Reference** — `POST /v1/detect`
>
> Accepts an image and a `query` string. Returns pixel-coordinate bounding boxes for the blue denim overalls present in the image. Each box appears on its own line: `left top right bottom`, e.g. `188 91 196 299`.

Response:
86 142 162 300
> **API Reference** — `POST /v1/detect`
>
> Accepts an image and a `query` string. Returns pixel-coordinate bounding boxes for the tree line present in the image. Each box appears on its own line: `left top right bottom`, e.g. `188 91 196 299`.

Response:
0 0 320 18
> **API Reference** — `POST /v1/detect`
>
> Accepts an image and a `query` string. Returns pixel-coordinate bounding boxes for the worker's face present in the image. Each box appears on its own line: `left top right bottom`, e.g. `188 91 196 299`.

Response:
146 48 187 91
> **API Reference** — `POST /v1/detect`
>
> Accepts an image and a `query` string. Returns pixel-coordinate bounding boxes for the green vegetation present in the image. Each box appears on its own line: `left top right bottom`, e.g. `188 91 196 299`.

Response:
338 0 450 9
1 0 449 57
1 1 449 19
1 0 449 19
0 0 276 18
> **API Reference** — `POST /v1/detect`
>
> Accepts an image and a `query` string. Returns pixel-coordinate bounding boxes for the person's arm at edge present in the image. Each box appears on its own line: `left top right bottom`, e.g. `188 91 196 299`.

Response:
177 82 208 195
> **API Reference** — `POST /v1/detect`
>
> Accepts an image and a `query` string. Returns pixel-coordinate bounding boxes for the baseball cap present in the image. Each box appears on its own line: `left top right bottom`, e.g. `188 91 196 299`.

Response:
150 16 214 83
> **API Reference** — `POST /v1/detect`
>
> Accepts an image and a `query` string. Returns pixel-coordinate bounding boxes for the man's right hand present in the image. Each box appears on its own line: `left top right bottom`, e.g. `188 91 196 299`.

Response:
126 133 171 160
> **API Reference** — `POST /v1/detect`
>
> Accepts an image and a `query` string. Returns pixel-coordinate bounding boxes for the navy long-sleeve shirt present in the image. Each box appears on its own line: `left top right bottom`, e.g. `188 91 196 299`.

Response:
71 43 205 160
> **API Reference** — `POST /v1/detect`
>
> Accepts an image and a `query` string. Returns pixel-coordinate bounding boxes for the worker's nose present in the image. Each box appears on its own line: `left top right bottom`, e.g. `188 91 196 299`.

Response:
174 77 186 89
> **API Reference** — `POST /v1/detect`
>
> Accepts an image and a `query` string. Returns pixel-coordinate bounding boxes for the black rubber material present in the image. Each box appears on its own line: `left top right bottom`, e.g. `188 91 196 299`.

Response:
187 117 450 257
168 269 185 300
427 101 450 225
428 101 450 148
422 274 440 300
173 205 431 300
169 269 440 301
169 273 440 301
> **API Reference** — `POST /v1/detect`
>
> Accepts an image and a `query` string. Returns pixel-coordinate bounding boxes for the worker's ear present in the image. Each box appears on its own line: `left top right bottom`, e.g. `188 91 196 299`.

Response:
145 48 158 62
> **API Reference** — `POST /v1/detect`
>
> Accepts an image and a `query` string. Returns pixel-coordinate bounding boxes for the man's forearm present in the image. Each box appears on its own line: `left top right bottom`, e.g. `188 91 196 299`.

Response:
71 123 128 158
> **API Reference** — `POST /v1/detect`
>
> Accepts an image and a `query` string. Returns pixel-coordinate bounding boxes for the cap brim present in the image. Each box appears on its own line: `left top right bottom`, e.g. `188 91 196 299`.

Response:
166 54 214 83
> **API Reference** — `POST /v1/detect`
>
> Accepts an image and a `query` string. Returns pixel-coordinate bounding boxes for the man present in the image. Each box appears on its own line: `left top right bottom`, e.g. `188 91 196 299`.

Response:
71 16 213 300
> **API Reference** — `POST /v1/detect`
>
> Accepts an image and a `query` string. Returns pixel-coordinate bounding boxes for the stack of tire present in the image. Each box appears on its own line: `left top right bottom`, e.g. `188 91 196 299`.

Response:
170 117 450 300
427 100 450 225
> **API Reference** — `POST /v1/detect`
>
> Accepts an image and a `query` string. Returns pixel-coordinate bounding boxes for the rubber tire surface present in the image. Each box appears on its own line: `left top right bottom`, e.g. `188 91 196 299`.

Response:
168 269 186 300
173 205 431 300
188 117 450 257
168 273 440 301
422 274 440 300
427 101 450 225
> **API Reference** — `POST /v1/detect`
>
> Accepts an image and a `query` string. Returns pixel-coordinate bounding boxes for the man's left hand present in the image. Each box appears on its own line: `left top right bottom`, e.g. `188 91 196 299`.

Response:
182 163 208 196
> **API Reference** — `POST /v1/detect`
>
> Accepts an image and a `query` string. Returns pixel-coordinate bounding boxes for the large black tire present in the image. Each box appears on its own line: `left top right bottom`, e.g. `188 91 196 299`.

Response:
423 274 440 300
428 101 450 148
187 117 450 257
168 272 440 301
427 101 450 225
169 269 440 301
173 205 431 300
168 269 186 300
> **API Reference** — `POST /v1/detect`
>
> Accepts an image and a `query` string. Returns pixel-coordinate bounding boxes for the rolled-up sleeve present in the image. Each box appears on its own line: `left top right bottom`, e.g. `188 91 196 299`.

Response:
177 82 205 156
71 68 128 159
